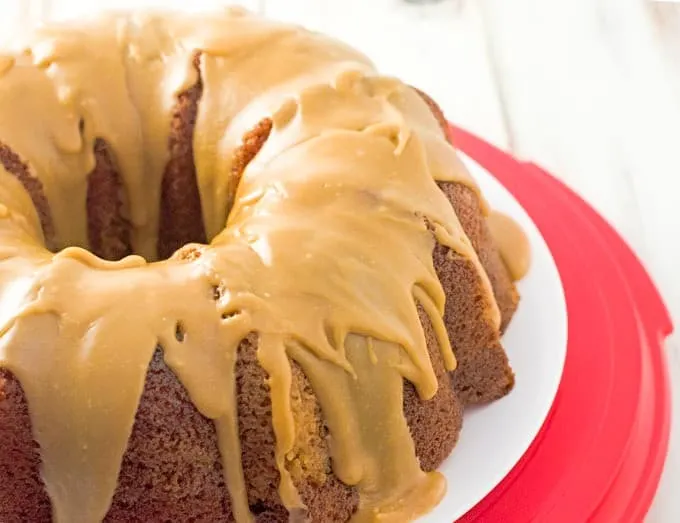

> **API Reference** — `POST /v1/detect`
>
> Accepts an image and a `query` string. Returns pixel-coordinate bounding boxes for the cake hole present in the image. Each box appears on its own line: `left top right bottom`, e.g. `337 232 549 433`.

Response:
212 285 223 301
221 311 240 321
175 322 186 342
249 502 268 515
12 68 275 264
157 93 272 261
420 215 437 234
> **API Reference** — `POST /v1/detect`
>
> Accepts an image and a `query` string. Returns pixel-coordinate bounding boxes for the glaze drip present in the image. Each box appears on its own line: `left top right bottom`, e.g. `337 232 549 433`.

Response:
487 211 531 282
0 8 522 523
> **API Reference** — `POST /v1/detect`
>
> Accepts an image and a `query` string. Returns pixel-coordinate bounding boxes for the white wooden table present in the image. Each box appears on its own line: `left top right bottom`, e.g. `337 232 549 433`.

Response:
3 0 679 520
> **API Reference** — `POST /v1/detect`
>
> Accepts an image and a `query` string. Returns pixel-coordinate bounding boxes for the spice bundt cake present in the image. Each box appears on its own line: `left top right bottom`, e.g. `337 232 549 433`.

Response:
0 8 529 523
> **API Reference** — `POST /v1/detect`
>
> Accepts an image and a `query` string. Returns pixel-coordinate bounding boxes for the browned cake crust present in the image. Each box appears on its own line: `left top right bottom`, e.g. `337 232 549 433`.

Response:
443 182 519 335
406 307 464 472
0 84 511 521
0 143 55 250
87 139 133 261
158 55 207 261
415 86 519 333
415 87 518 403
0 372 52 522
0 308 461 522
437 183 517 403
433 241 515 405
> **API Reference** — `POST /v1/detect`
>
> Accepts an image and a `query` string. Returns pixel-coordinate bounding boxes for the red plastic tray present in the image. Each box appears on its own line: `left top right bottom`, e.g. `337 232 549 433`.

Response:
449 126 674 522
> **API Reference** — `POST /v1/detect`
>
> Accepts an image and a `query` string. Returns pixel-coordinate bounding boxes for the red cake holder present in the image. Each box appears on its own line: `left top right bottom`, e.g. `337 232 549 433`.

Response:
447 125 674 522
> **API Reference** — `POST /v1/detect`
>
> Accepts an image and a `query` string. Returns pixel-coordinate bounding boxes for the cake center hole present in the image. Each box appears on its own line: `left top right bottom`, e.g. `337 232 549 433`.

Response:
1 108 273 263
154 117 273 262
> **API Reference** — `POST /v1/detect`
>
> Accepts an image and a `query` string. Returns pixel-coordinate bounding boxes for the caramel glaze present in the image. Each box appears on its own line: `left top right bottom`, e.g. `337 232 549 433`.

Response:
487 211 531 282
0 8 526 522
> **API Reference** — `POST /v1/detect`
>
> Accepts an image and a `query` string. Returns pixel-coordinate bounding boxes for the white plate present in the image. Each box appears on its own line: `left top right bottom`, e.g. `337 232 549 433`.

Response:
418 154 568 522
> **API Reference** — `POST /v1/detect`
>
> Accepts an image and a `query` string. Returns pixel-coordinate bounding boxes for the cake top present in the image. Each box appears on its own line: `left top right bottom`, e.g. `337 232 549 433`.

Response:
0 8 520 523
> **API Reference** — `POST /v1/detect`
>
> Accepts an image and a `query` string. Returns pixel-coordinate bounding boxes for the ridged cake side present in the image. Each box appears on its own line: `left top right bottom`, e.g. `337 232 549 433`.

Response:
0 106 515 521
0 10 524 523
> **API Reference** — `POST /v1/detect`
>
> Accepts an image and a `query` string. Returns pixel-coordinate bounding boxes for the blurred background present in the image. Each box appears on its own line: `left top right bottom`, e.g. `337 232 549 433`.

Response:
1 0 679 520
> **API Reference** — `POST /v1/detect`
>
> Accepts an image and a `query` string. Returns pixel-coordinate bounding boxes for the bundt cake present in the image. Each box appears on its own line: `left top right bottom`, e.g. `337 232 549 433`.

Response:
0 8 530 522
